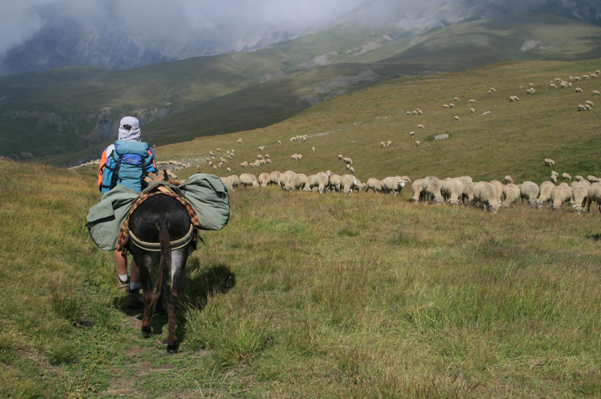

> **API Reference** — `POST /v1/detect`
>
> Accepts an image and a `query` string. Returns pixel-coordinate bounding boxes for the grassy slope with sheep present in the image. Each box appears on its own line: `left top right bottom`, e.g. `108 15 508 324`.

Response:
3 57 601 397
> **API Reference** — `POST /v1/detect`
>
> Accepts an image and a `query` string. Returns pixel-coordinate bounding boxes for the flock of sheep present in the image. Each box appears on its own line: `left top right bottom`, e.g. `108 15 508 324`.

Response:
206 67 601 216
219 170 601 215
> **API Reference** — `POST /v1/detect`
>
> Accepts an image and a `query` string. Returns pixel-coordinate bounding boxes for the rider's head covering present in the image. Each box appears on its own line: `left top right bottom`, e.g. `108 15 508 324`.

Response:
118 116 141 142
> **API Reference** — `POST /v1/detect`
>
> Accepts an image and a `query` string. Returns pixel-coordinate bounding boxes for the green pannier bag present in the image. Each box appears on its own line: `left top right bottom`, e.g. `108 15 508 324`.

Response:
180 173 230 231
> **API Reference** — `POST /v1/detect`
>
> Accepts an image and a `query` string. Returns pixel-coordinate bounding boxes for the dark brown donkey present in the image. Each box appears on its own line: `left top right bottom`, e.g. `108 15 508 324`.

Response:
127 193 197 353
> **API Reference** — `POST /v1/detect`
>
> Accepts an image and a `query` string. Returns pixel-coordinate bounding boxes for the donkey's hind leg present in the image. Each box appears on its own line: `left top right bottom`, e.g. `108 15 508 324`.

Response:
133 250 158 338
166 248 190 353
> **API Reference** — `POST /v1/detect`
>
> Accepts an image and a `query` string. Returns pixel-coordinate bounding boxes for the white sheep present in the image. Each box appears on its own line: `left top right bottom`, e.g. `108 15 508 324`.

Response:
380 141 386 148
411 179 424 202
586 183 601 212
520 181 540 207
417 124 425 129
575 87 583 93
593 90 600 96
536 181 555 208
387 140 392 147
381 176 407 196
544 158 555 167
366 177 382 193
509 95 520 102
270 171 282 186
237 138 243 144
469 99 476 103
489 87 497 92
551 183 572 210
240 173 259 188
328 174 343 192
416 141 420 147
502 183 521 207
258 172 271 187
454 115 460 121
561 172 572 180
421 176 444 204
504 175 514 184
489 179 505 207
341 174 360 194
473 181 500 214
442 177 464 205
291 173 308 191
571 181 590 212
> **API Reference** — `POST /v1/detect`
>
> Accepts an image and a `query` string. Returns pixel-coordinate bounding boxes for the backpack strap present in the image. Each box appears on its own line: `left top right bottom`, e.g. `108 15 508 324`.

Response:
109 152 123 190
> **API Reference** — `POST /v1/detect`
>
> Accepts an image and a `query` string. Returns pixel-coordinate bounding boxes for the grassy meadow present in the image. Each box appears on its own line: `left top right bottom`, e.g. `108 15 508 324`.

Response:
2 57 601 398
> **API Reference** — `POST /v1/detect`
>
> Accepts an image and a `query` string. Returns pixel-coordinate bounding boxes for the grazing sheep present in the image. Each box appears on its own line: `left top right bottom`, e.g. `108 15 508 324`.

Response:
307 171 330 193
342 157 353 165
434 134 449 141
387 140 392 147
536 181 555 208
380 141 386 148
587 175 600 183
578 104 588 111
237 138 243 144
381 176 408 196
593 90 600 96
458 176 474 203
280 171 297 190
366 177 382 193
504 175 514 184
409 131 415 137
489 180 505 206
240 173 259 188
454 116 460 121
329 174 343 192
585 100 594 107
291 173 308 191
270 171 283 186
489 87 496 92
448 103 455 108
469 99 476 103
226 167 231 173
258 172 271 187
443 104 450 109
571 181 590 212
509 95 520 102
442 177 464 205
575 87 583 93
473 182 500 214
551 183 572 210
349 166 355 174
421 176 444 204
416 141 420 147
544 158 555 167
586 183 601 212
470 108 475 113
502 183 521 207
520 181 540 206
526 88 535 95
411 179 424 202
417 124 425 129
341 174 360 194
549 83 557 89
561 172 572 180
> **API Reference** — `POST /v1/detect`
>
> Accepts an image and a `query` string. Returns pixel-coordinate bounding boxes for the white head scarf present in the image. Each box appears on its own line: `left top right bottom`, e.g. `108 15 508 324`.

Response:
118 116 141 142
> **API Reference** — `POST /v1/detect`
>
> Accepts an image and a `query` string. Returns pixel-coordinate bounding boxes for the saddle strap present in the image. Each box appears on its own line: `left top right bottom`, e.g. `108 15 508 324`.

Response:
128 223 195 252
117 187 201 255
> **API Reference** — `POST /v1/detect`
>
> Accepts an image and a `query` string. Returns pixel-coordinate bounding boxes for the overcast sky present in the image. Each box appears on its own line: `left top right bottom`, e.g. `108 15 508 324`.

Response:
0 0 375 59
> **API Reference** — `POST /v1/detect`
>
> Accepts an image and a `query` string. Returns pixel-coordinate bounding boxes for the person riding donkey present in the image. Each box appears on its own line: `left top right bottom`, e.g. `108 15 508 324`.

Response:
97 116 157 307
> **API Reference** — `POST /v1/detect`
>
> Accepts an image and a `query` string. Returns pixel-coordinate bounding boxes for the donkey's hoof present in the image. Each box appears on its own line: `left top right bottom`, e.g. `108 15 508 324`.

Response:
141 326 152 338
167 342 179 354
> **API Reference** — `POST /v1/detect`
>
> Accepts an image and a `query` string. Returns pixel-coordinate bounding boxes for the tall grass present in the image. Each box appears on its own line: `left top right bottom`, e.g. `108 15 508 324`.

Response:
5 157 600 397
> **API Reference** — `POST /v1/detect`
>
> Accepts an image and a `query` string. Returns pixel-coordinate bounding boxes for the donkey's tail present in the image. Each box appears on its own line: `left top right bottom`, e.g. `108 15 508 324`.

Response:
154 220 171 306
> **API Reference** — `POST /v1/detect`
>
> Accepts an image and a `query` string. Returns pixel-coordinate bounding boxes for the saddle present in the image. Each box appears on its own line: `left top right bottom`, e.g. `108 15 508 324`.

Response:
116 172 201 255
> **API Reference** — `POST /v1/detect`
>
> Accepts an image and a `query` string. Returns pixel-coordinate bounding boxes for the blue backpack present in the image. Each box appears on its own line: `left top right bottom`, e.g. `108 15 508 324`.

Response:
100 140 157 194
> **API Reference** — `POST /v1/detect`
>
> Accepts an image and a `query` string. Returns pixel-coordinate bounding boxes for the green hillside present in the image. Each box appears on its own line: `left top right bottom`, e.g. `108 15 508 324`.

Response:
152 57 601 185
3 13 601 166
